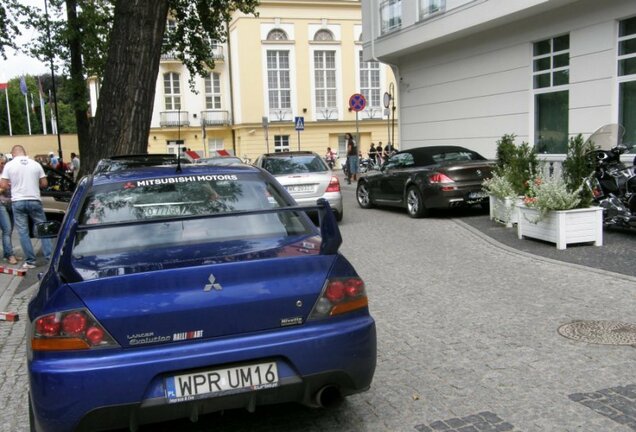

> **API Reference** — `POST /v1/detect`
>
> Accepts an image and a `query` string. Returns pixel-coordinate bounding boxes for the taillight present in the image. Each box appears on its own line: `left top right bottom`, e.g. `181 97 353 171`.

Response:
325 176 340 193
308 277 368 320
31 309 119 351
429 173 454 183
429 173 456 191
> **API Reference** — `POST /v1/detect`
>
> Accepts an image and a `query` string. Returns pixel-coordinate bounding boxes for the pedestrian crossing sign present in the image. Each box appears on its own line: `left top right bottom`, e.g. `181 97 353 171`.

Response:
294 116 305 131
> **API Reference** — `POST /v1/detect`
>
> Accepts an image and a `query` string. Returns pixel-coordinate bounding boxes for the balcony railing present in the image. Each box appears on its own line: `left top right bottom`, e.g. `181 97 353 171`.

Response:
361 107 384 120
160 111 190 127
161 46 224 61
316 107 339 121
269 108 293 122
200 110 230 126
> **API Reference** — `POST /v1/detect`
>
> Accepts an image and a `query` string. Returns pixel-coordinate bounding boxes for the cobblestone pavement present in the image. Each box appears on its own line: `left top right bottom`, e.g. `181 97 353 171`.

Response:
1 183 635 432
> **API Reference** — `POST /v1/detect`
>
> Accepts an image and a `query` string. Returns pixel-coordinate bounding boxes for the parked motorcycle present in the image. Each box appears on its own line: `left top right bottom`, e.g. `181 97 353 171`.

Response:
585 124 636 229
359 157 380 173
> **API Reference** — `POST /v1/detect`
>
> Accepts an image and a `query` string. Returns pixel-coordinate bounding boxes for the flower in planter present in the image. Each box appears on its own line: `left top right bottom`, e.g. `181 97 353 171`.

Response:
522 176 583 222
481 169 516 200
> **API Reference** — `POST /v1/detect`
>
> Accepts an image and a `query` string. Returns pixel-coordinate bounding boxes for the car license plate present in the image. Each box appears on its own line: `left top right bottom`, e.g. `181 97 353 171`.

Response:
285 185 314 193
165 362 278 403
468 191 487 199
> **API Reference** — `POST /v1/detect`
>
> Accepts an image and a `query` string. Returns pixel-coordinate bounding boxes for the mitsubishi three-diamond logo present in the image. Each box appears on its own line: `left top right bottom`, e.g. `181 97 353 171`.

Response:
203 274 222 292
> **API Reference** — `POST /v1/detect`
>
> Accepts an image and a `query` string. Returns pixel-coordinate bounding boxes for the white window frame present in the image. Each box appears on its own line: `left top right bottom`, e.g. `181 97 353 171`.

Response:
380 0 402 34
205 72 222 110
419 0 444 20
265 50 292 121
163 72 181 111
310 45 342 121
531 35 570 154
261 49 296 122
314 50 338 119
617 16 636 148
274 135 290 152
358 50 382 120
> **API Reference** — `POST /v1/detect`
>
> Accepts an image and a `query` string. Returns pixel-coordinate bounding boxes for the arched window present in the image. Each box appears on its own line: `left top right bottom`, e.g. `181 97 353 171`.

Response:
314 29 334 42
267 29 288 41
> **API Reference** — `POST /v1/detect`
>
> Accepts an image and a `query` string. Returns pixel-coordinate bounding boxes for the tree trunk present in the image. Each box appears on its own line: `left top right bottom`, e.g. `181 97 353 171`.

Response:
66 0 91 168
84 0 169 175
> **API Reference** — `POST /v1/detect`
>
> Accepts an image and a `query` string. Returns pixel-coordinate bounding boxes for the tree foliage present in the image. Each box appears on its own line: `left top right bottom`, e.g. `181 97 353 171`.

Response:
3 0 258 174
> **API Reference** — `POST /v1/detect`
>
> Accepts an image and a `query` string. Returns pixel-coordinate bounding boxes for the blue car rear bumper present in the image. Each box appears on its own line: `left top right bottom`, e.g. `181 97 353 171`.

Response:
29 314 376 432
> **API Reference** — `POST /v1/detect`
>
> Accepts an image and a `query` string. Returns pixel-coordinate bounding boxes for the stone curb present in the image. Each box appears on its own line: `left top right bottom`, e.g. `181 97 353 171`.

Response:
453 217 636 284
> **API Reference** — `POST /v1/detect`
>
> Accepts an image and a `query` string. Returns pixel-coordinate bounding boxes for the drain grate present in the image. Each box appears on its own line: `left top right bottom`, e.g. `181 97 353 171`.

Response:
558 320 636 345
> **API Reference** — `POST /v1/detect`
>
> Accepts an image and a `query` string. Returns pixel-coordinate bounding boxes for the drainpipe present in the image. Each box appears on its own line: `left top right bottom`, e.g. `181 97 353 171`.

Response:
226 17 237 156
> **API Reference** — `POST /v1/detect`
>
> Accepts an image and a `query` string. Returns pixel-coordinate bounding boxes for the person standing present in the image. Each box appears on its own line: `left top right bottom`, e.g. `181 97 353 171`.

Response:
377 141 384 165
0 156 19 265
0 145 52 269
345 132 358 184
369 143 377 164
325 147 336 169
48 151 59 169
70 152 81 181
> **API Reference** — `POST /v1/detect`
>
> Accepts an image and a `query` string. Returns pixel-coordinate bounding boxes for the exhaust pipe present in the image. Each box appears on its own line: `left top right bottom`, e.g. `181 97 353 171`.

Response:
313 385 343 409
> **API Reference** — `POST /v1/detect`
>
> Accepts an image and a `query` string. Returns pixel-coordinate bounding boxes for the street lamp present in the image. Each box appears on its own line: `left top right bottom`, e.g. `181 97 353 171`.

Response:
44 0 63 161
384 83 396 154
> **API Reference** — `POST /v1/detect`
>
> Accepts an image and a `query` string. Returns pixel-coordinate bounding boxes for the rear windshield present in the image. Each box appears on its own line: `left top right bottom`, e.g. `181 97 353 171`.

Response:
73 173 314 256
263 155 327 175
430 150 484 163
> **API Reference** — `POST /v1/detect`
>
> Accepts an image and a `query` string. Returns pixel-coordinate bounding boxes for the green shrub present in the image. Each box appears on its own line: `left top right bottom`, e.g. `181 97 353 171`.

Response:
561 134 596 207
493 134 538 196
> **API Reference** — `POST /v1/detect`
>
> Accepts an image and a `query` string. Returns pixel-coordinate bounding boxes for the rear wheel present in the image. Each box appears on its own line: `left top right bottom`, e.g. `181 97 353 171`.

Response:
406 187 428 218
335 209 343 222
356 182 373 209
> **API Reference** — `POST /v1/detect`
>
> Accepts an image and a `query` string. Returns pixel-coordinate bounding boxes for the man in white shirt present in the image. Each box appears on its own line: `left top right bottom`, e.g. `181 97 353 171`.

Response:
70 152 80 181
0 145 52 268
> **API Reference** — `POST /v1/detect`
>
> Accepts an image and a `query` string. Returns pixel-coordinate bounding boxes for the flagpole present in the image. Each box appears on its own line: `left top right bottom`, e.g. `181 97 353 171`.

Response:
44 0 63 160
23 92 32 135
38 79 47 135
4 89 11 136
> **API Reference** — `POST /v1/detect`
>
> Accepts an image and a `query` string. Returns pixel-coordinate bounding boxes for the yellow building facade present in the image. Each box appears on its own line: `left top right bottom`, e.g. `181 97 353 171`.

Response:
146 0 397 164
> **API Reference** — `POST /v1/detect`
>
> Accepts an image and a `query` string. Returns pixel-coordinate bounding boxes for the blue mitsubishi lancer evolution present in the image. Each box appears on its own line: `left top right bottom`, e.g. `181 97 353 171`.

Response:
27 162 376 432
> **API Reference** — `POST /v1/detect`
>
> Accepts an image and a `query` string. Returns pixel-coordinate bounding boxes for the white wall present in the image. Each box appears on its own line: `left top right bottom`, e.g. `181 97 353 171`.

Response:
393 0 635 158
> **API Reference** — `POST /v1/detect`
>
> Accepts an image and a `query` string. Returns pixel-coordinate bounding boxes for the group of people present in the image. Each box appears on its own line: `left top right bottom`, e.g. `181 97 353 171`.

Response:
325 134 398 185
368 141 396 166
47 151 81 182
0 145 56 269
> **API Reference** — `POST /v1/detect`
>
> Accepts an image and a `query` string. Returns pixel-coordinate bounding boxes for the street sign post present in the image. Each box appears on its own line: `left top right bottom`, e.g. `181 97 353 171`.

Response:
349 93 366 149
295 116 304 150
262 116 269 153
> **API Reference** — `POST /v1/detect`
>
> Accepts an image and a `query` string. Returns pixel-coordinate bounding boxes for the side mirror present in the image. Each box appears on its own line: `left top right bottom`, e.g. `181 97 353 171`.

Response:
35 221 61 238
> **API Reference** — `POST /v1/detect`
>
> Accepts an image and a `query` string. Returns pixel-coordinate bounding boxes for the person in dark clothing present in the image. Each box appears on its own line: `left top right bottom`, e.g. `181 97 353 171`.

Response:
369 143 377 164
345 133 358 184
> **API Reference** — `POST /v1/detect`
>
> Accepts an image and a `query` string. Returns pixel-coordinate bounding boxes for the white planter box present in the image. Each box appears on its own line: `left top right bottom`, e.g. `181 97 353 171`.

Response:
489 196 522 227
516 205 603 250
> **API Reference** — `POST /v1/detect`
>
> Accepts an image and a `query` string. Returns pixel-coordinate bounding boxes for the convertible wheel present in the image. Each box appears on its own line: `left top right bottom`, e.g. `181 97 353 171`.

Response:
406 187 429 218
356 182 373 209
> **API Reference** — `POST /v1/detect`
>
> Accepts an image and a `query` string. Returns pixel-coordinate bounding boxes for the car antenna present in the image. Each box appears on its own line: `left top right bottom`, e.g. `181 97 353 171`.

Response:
176 143 182 173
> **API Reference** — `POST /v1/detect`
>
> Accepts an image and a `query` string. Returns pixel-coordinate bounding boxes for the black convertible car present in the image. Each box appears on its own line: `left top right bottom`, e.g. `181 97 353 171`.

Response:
356 146 494 218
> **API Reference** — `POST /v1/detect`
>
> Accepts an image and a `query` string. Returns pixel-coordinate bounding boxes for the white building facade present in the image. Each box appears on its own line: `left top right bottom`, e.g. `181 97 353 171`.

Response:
361 0 636 160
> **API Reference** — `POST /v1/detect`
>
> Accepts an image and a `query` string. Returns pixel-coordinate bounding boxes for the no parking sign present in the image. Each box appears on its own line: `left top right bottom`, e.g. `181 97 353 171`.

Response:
349 93 367 112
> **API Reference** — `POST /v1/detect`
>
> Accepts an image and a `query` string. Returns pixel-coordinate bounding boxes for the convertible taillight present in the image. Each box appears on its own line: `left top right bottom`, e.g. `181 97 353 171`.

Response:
429 173 454 183
429 173 456 191
325 176 340 193
308 277 368 320
31 308 119 351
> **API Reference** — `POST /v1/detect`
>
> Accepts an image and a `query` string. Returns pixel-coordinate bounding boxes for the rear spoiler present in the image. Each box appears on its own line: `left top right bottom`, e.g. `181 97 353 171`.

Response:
46 199 342 267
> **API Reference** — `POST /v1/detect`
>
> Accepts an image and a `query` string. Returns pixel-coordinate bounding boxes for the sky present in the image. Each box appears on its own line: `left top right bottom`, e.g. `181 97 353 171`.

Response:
0 0 51 81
